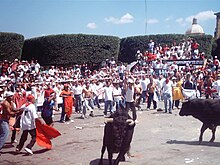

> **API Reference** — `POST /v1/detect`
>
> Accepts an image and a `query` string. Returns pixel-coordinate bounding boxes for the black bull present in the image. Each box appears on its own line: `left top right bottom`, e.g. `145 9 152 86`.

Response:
99 111 135 165
179 99 220 143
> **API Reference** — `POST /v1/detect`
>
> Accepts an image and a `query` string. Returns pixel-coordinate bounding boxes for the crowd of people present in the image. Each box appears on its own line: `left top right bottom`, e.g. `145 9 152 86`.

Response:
0 38 220 156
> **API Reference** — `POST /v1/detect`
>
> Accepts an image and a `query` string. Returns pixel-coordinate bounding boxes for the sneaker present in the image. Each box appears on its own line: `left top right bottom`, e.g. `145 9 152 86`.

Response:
81 115 85 119
60 120 65 123
146 108 150 111
24 148 33 155
169 112 172 114
89 113 95 117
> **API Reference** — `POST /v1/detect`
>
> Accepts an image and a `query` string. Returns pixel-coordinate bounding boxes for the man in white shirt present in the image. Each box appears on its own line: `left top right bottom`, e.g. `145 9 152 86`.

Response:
124 78 137 121
161 76 173 114
72 80 83 113
113 81 122 112
103 81 114 116
140 75 149 104
16 94 44 155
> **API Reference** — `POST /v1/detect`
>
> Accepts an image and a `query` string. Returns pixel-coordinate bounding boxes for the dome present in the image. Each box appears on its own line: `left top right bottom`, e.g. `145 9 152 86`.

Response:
185 18 204 35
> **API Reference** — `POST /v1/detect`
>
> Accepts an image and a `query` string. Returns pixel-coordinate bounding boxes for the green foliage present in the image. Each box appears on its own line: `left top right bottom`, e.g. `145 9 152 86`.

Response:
0 32 24 61
119 34 213 63
22 34 120 66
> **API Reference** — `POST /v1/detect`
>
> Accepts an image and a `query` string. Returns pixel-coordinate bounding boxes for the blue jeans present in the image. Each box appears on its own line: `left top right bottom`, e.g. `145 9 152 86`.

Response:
163 93 172 113
74 94 82 112
142 91 147 103
114 100 122 112
0 119 9 150
82 98 94 115
94 96 100 109
104 100 113 115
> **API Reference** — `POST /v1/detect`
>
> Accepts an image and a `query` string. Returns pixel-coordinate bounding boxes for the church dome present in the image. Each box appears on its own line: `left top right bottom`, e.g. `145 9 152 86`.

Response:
185 18 204 35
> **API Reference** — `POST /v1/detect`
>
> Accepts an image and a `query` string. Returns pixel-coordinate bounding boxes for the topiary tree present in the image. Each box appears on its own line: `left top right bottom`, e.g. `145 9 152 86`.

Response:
0 32 24 61
21 34 120 67
119 34 213 63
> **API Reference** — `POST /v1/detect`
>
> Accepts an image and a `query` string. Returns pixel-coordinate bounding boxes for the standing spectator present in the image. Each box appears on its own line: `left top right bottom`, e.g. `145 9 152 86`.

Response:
59 84 73 123
191 40 199 58
48 66 56 76
213 56 219 72
93 80 102 109
148 40 155 53
182 73 195 89
44 83 55 99
113 81 123 112
140 75 149 104
134 78 142 110
146 76 157 110
124 78 137 121
171 77 183 109
72 80 83 113
34 60 41 74
118 62 126 80
41 92 56 126
162 76 173 114
103 80 114 117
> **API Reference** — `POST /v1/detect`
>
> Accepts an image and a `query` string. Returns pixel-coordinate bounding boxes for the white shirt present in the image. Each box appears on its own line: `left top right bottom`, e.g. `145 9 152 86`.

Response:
125 86 134 102
20 103 38 130
141 79 149 91
113 87 122 102
162 80 173 95
104 86 113 101
72 85 83 95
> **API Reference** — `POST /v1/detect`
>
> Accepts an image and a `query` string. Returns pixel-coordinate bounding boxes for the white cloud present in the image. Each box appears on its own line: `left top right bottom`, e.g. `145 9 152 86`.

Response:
87 22 97 29
176 10 215 26
105 13 134 24
147 18 159 24
165 16 173 22
175 18 187 26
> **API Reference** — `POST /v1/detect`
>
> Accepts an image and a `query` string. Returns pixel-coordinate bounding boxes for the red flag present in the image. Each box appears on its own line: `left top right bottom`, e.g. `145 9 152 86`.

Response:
36 120 61 149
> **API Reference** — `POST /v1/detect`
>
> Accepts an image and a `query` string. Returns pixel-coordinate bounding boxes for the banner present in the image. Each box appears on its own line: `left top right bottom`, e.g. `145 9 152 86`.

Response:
182 88 200 100
163 59 204 66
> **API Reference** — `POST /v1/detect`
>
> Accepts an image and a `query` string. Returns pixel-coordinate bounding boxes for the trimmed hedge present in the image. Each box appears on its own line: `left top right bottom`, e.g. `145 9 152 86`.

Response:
22 34 120 66
119 34 213 63
0 32 24 61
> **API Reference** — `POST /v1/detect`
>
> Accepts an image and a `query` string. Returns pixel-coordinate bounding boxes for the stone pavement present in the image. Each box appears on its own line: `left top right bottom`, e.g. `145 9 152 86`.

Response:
1 101 220 165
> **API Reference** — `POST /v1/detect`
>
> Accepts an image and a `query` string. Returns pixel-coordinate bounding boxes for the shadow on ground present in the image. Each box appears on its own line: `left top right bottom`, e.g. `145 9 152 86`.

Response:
167 140 220 147
90 158 109 165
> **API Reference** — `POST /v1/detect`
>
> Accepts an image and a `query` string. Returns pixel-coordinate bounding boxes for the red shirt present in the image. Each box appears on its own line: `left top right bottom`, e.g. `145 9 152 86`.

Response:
44 88 55 98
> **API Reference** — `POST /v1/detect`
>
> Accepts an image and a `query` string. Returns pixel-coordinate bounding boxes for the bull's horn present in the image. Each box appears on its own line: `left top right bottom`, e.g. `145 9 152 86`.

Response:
126 119 135 126
104 118 113 124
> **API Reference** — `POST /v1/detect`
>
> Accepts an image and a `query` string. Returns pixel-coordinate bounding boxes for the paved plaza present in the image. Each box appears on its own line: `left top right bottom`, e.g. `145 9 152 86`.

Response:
1 101 220 165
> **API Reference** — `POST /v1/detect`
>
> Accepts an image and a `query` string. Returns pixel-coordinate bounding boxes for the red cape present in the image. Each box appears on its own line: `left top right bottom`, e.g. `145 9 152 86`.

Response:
36 120 61 149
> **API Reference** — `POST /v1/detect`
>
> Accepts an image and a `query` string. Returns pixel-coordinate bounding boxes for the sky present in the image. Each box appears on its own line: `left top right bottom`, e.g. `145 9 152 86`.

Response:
0 0 219 39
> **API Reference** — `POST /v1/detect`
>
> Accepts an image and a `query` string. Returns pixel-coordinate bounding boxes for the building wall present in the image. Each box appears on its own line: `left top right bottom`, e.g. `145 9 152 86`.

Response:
215 12 220 39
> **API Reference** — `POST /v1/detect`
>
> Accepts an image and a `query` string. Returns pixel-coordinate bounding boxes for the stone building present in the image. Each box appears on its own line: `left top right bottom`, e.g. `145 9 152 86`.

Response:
185 18 205 35
214 12 220 39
